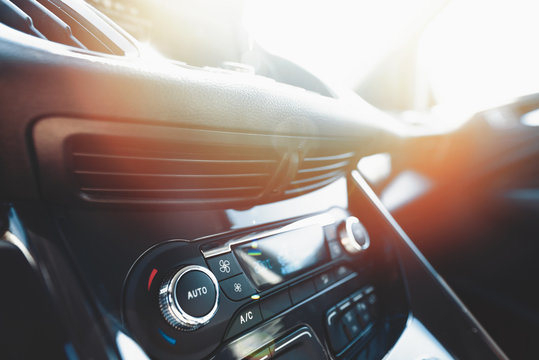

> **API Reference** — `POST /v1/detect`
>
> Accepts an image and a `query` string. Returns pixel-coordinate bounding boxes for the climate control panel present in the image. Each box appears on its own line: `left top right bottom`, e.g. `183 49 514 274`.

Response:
122 211 376 360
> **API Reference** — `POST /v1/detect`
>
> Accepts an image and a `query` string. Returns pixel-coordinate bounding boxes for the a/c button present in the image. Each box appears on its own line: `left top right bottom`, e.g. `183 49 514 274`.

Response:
225 303 263 339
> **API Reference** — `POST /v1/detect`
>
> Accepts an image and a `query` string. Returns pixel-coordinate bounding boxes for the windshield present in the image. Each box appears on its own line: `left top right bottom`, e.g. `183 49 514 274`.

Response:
244 0 446 90
245 0 539 110
418 0 539 109
88 0 539 111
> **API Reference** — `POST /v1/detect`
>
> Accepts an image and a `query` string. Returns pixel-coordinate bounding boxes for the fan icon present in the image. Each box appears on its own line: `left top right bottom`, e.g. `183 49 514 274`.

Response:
219 259 231 273
233 283 242 293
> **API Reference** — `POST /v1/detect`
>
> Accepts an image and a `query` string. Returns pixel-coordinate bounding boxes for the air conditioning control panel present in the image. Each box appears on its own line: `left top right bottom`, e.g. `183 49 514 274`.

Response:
122 211 381 360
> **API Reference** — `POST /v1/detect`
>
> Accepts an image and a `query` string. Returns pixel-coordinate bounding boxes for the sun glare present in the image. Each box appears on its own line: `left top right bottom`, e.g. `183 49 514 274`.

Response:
243 0 446 90
244 0 539 112
419 0 539 110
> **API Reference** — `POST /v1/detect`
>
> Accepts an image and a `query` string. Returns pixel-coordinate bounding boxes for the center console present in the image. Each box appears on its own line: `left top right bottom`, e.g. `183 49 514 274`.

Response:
7 168 507 360
123 209 406 360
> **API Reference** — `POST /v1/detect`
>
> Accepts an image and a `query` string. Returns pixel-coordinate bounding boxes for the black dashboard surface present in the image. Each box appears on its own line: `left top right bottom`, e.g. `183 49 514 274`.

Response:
0 1 510 359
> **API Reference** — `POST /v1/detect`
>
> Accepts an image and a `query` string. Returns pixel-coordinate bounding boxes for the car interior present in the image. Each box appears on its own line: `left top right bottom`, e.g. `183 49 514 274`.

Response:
1 0 538 359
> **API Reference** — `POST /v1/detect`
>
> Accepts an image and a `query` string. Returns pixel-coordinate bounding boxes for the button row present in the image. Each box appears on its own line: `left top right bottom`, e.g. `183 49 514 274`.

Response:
205 225 350 303
226 265 355 339
208 250 354 305
325 286 378 354
206 253 257 301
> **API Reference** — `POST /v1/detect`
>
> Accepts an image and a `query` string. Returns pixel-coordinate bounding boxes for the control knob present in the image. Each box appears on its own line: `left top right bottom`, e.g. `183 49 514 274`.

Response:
159 265 219 331
338 216 370 254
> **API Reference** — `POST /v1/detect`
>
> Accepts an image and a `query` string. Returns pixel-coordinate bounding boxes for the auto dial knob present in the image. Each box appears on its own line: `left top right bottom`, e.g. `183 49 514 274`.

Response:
338 216 370 254
159 265 219 331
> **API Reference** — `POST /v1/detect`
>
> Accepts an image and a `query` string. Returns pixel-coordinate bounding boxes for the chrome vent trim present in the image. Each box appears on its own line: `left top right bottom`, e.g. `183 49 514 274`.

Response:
285 151 355 195
33 118 358 208
69 136 280 202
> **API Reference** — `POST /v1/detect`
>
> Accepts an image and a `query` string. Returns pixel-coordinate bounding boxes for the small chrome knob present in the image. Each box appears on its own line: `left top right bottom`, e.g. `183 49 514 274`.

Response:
339 216 370 254
159 265 219 331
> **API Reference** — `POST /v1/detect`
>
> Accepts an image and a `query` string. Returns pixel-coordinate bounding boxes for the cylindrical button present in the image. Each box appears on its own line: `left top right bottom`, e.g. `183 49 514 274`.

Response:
159 265 219 331
339 216 370 254
175 270 217 317
351 222 368 247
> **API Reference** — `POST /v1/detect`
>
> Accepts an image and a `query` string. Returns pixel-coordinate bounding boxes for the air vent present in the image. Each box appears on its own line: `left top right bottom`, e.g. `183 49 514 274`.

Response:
0 0 126 54
285 151 356 195
68 136 281 204
34 118 359 208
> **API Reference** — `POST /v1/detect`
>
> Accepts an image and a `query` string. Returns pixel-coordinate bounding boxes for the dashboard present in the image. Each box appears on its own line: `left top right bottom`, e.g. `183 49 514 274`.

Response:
0 0 515 359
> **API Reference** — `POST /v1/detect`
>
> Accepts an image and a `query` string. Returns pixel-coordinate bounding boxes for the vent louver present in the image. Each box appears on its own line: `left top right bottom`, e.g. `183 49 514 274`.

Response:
34 118 358 208
69 136 281 204
285 151 355 195
0 0 124 54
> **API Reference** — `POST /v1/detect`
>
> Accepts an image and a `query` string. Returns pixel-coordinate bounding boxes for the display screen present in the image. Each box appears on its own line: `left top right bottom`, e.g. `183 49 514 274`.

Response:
234 226 329 289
